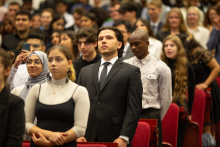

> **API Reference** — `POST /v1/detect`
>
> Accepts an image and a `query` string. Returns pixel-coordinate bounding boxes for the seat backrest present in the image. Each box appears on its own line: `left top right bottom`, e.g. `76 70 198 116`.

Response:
77 144 107 147
162 103 179 147
216 77 220 89
22 143 30 147
191 89 206 147
132 122 150 147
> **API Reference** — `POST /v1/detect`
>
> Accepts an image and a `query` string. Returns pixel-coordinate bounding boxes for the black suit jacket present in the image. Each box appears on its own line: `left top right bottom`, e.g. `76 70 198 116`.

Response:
0 86 25 147
77 59 143 142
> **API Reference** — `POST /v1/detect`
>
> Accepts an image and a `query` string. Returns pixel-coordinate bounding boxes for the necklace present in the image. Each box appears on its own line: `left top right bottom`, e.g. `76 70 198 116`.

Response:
51 83 66 94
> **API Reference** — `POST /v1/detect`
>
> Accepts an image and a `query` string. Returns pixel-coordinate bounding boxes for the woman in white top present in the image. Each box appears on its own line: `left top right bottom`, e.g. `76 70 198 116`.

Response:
180 0 204 24
24 45 90 147
134 18 163 59
187 6 210 49
11 51 49 101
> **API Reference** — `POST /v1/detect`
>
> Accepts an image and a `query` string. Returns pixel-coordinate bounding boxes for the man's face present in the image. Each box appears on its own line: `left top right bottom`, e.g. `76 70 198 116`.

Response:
73 12 82 28
23 1 32 11
8 5 20 19
116 24 130 45
129 34 149 60
148 5 161 19
121 11 133 22
56 2 67 14
78 37 97 57
27 38 45 52
98 29 122 57
110 4 121 21
15 15 31 32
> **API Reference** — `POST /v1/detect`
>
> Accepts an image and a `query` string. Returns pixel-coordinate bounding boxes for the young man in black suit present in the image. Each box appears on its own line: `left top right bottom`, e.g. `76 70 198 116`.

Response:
77 26 143 147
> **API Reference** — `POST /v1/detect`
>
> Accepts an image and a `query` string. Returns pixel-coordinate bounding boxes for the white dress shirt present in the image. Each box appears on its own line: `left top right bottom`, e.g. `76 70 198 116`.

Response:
124 54 172 119
123 42 130 58
188 26 210 49
98 56 129 143
63 12 74 28
7 64 29 91
148 37 163 59
150 21 160 36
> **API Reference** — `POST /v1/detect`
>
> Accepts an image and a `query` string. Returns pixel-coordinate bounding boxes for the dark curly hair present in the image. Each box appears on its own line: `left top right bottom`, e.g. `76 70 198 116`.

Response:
97 26 124 58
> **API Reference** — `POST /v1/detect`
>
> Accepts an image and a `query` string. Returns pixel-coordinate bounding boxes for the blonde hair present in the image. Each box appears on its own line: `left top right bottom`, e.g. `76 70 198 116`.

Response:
161 34 188 106
148 0 162 8
187 6 202 26
162 8 188 33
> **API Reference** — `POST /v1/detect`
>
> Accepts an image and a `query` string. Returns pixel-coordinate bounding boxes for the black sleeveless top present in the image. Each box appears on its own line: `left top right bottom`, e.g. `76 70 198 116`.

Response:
30 85 77 147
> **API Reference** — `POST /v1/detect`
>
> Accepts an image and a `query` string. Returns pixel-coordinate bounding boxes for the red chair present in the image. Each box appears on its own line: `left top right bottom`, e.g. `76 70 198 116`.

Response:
216 77 220 89
132 122 150 147
78 144 107 147
22 142 30 147
162 103 179 147
191 89 206 147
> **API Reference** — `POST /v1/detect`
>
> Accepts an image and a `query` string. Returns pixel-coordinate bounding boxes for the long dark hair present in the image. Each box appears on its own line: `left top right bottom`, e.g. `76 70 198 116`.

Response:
133 18 155 38
0 17 15 38
49 14 66 35
61 30 79 60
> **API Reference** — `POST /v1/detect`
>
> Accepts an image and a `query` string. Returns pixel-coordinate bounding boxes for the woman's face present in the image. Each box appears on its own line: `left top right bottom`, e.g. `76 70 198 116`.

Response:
41 11 53 27
52 19 65 31
208 9 217 23
60 34 73 50
32 15 41 28
4 21 13 33
51 32 60 45
27 55 43 78
187 9 199 25
168 12 181 29
164 40 178 59
81 16 95 28
48 49 72 80
135 20 149 33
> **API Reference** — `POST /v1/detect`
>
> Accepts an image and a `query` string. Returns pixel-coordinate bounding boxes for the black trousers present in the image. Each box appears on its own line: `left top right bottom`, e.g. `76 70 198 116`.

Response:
140 108 162 147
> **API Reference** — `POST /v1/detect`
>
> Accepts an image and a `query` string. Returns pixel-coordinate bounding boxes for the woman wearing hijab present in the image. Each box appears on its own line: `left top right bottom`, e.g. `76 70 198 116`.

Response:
11 51 49 101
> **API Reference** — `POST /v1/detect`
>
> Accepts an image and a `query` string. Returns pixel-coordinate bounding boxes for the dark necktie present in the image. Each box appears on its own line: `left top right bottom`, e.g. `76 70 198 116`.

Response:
99 62 110 90
152 25 156 35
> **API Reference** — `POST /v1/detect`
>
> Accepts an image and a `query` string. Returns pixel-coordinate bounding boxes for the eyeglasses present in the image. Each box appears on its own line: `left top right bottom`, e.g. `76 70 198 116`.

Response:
27 60 42 65
120 30 128 33
30 44 40 48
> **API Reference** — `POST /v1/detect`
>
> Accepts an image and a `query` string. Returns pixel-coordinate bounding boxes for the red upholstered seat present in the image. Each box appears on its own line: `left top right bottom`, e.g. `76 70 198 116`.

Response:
191 89 206 147
132 122 150 147
162 103 179 147
77 144 107 147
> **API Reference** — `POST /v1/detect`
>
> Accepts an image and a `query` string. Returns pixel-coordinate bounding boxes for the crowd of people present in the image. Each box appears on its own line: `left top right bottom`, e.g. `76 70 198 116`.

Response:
0 0 220 147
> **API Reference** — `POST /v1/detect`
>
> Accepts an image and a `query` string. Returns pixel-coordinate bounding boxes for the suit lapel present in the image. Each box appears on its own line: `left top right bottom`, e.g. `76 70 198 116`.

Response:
99 59 123 93
92 62 101 94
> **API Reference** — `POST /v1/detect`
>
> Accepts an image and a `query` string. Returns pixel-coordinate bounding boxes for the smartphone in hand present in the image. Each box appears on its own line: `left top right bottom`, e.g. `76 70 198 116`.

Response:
22 43 31 52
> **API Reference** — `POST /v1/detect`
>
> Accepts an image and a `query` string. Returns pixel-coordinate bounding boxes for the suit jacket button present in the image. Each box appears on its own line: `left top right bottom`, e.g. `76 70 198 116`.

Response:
98 101 101 105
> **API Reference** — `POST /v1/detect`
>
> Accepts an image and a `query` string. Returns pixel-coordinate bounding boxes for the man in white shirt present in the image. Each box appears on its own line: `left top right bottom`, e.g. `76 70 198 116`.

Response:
55 0 74 29
124 29 172 147
7 28 46 91
113 19 134 60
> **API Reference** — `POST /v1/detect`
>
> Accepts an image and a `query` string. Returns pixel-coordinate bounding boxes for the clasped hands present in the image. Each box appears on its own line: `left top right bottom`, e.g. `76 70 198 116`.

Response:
32 131 68 147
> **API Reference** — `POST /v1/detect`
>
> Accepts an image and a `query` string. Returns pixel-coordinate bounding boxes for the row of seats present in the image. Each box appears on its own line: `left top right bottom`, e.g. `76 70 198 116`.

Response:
22 88 213 147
